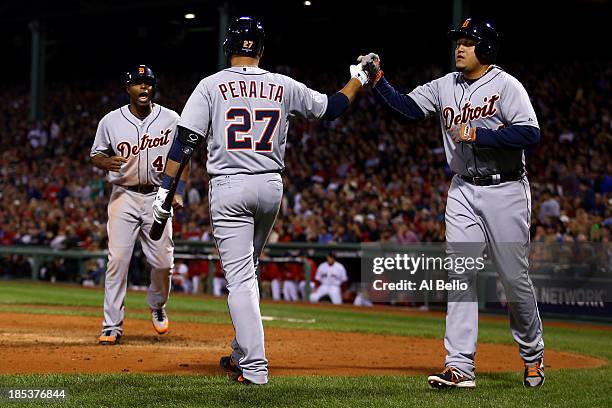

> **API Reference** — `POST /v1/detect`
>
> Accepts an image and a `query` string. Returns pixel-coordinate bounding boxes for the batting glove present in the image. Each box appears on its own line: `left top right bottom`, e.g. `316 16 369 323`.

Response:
357 53 384 86
452 124 477 143
152 187 172 222
350 64 369 86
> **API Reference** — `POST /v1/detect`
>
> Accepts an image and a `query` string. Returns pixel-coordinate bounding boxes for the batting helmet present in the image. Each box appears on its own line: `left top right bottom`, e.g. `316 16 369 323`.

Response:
223 16 265 58
124 64 156 87
448 18 500 64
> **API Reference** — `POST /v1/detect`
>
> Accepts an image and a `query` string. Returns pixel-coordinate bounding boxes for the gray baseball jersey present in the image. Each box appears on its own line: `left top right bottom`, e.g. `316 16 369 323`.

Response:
408 65 539 176
91 104 180 185
403 66 544 379
178 66 328 384
91 103 179 338
179 66 328 175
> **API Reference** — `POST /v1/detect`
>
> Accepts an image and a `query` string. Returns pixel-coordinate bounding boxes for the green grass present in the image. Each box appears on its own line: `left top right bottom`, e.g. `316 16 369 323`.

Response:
0 281 610 407
0 281 609 359
1 370 611 408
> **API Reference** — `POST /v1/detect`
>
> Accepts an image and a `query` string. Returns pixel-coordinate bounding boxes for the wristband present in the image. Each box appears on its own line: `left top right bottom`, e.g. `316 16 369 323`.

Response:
161 174 174 190
176 180 186 196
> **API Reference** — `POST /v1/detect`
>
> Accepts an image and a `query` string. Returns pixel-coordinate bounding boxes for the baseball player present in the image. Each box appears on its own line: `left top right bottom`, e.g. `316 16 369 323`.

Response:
212 258 228 296
299 256 318 300
91 65 188 345
282 261 301 302
309 252 348 304
152 16 369 384
259 256 283 301
359 18 545 388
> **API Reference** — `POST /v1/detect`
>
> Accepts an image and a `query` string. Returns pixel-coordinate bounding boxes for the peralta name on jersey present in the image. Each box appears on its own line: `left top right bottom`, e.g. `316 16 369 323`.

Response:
218 81 284 103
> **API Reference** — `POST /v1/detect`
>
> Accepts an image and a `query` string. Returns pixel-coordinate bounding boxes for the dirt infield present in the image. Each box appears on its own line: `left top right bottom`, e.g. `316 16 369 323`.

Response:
0 312 605 376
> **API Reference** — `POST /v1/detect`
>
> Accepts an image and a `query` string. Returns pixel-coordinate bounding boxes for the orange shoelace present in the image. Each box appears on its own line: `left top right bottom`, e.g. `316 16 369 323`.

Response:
526 365 540 376
442 367 460 381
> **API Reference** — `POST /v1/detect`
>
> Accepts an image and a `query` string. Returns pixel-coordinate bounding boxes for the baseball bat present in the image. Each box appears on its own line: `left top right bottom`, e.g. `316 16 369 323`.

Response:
149 146 194 241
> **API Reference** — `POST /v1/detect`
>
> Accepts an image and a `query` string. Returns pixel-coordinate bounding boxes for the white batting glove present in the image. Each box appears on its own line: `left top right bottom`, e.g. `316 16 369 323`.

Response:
357 53 383 86
152 187 172 222
350 64 369 86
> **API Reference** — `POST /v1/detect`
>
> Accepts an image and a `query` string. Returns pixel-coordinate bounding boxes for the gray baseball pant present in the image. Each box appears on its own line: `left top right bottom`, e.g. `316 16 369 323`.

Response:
209 173 283 385
444 175 544 379
102 187 174 335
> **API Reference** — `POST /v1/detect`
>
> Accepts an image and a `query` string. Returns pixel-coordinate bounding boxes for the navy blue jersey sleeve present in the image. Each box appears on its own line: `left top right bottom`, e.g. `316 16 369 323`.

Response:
476 125 540 149
373 78 425 121
322 92 350 121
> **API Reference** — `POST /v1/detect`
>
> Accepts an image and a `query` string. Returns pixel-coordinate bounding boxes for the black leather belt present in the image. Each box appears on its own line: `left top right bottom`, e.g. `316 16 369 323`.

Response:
121 185 158 194
459 170 525 186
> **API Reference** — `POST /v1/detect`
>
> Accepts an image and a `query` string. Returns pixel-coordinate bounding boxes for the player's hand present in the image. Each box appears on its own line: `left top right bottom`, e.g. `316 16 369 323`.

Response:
452 124 477 143
357 53 384 86
349 64 369 86
172 194 184 210
103 156 128 172
152 187 173 222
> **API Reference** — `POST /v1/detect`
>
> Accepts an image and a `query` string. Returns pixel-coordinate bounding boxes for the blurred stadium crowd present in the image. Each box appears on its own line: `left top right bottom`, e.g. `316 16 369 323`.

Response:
1 62 611 288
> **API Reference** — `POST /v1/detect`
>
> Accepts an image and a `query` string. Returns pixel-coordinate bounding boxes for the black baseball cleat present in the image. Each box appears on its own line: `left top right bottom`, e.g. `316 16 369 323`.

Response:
219 355 241 376
232 374 254 385
220 356 266 385
524 359 545 388
428 367 476 389
231 373 266 386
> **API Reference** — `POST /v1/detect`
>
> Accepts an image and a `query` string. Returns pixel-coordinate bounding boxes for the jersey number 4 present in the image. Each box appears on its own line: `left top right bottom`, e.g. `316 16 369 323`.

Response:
152 155 164 172
225 108 280 152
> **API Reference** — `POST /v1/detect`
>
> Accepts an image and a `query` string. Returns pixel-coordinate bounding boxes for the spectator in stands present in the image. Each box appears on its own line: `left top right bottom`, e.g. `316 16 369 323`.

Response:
0 63 610 262
538 190 561 224
186 181 202 205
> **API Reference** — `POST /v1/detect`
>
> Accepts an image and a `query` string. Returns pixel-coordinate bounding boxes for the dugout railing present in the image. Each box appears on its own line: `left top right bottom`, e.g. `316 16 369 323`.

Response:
0 241 363 301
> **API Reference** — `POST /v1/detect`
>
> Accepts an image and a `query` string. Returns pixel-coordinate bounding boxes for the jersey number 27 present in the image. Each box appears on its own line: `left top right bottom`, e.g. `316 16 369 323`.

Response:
225 108 280 152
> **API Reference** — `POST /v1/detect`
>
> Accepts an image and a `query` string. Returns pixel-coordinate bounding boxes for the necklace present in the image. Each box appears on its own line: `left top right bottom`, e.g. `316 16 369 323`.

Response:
463 65 494 82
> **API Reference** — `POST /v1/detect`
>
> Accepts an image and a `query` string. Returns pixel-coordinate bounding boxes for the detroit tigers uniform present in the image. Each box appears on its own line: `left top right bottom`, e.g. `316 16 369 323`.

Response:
309 261 348 304
91 103 179 338
376 65 544 380
179 66 328 384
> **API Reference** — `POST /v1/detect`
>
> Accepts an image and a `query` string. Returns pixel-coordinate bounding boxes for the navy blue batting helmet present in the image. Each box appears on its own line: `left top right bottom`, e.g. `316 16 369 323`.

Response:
448 18 500 64
125 64 156 87
223 16 265 58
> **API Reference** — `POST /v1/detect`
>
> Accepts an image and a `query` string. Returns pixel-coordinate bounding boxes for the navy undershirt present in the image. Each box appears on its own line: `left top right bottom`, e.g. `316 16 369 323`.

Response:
322 92 350 121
